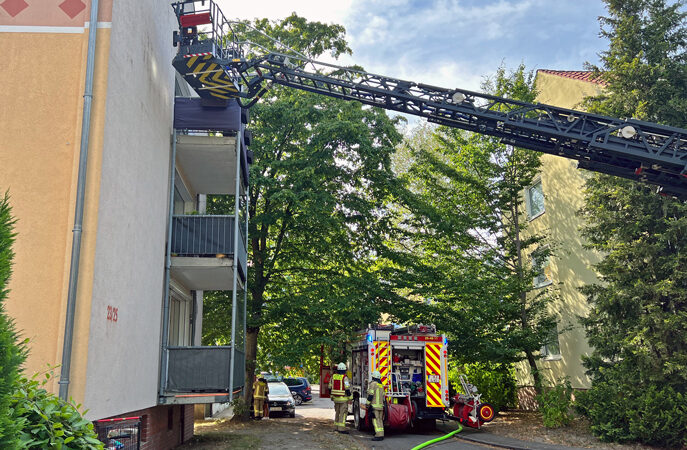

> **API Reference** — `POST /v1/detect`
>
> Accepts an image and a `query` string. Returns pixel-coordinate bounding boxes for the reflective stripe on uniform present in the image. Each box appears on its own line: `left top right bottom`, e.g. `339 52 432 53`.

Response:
331 374 346 396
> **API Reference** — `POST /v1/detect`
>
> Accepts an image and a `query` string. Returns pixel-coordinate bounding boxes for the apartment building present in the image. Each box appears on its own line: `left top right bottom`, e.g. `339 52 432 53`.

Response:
513 70 605 407
0 1 248 447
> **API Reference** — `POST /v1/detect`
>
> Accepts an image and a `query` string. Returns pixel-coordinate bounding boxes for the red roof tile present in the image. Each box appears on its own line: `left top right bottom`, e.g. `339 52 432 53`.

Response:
537 69 606 86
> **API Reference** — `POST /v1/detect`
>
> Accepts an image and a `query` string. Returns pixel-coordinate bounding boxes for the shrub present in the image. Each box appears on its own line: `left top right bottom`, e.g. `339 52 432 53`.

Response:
0 192 26 449
229 396 250 421
574 373 687 447
449 361 518 412
9 372 104 449
537 380 573 428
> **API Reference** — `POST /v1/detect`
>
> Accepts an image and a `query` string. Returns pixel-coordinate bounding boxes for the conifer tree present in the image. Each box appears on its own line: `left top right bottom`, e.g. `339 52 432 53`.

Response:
578 1 687 445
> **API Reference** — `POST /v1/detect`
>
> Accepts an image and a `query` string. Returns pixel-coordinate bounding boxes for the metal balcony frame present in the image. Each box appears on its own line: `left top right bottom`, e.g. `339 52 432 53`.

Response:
159 124 248 403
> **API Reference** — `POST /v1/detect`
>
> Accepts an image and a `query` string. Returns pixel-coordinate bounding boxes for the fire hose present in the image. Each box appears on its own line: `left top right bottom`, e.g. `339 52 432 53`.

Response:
410 423 463 450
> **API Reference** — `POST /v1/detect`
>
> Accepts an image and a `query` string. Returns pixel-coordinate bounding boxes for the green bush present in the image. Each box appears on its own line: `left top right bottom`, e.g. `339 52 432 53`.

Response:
9 372 103 449
574 375 687 447
0 192 27 449
449 361 517 412
537 381 573 428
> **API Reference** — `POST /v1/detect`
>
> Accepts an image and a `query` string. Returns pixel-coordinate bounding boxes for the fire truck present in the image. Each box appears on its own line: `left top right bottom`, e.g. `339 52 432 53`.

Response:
347 324 494 431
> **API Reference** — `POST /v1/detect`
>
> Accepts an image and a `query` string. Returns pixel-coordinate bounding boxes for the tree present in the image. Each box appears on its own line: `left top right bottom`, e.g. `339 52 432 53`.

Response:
391 65 557 392
577 0 687 445
0 192 26 448
204 15 408 408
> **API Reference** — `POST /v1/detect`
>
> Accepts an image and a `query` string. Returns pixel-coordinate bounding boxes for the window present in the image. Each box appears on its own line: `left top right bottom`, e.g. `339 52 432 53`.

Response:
526 180 545 219
531 249 552 288
541 324 561 359
168 286 192 346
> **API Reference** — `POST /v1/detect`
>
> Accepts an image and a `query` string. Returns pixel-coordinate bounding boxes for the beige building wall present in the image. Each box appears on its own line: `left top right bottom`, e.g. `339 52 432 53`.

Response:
514 71 605 390
1 0 176 419
0 1 114 405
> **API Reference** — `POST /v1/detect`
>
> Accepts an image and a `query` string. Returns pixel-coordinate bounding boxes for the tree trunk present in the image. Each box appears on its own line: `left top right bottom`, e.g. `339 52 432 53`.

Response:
525 349 542 395
242 327 260 417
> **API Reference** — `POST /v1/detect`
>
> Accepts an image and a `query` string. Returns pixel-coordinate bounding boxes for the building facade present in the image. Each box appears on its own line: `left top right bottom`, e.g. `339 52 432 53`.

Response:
514 70 605 407
0 1 248 447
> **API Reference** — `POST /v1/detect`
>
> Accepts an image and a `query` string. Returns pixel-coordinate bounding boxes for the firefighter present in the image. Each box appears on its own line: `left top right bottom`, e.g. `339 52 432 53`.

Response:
252 375 269 420
367 370 385 441
328 362 351 433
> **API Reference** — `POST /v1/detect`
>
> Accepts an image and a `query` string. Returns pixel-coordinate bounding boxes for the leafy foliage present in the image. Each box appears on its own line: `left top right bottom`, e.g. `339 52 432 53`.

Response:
391 65 557 388
577 0 687 445
205 15 411 403
0 192 26 449
574 373 687 447
9 372 103 449
537 380 573 428
449 361 517 412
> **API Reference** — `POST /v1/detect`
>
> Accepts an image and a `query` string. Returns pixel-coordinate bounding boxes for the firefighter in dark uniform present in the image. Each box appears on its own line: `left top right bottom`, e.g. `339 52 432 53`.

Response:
328 362 351 433
252 375 269 420
367 370 385 441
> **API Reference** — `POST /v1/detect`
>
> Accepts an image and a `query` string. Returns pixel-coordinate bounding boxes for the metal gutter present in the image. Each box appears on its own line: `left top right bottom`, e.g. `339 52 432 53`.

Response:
59 0 100 401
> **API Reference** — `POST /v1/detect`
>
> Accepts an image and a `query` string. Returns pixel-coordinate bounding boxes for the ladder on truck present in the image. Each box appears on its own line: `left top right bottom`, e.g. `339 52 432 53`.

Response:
171 0 687 198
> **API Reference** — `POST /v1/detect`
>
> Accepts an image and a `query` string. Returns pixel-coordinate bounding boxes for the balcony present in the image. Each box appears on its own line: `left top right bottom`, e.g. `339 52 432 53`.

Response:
170 215 247 290
160 346 245 405
173 97 249 195
175 133 248 196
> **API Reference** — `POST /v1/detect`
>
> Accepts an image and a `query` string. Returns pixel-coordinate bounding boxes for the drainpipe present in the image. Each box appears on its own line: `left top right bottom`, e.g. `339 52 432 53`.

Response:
58 0 100 402
159 130 178 399
228 125 243 395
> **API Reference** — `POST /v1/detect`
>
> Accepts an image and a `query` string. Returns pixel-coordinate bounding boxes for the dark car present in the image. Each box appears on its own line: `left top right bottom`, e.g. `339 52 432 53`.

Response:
267 381 296 417
283 377 312 405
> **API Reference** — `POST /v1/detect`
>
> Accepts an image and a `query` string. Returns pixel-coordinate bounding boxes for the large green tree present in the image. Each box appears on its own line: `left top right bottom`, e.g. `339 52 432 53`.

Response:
203 15 409 405
577 0 687 446
391 65 557 392
0 192 26 448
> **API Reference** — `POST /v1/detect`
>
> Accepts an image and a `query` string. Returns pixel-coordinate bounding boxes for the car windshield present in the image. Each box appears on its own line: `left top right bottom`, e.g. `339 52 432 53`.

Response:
269 383 290 395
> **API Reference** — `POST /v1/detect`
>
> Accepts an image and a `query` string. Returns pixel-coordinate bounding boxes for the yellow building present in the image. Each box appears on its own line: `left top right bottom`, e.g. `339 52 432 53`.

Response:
514 70 605 406
1 1 248 445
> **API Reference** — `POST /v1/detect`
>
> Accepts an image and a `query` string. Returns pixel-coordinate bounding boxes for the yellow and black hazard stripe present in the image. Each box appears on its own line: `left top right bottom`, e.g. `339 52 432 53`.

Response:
175 54 240 100
425 342 443 408
374 341 391 390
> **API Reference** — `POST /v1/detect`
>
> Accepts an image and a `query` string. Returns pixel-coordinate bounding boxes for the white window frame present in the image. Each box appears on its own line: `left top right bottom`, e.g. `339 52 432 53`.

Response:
531 248 552 288
168 281 193 347
525 179 545 220
541 323 561 360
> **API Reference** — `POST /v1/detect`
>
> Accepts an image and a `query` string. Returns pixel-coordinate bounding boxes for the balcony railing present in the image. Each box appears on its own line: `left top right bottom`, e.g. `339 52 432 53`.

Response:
165 346 245 392
171 215 246 281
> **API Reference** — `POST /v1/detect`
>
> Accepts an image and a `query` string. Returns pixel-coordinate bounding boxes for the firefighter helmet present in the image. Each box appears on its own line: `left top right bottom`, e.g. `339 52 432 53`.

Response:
372 370 382 380
337 362 347 371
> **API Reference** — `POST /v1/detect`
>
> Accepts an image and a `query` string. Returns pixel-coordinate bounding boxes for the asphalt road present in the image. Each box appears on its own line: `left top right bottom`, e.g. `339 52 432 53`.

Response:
298 385 491 450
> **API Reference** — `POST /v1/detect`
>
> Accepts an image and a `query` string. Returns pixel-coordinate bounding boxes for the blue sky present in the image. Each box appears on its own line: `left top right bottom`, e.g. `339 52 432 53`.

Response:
220 0 609 91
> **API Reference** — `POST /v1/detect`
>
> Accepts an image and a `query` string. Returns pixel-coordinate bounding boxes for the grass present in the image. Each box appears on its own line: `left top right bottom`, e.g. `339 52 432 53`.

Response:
180 431 260 449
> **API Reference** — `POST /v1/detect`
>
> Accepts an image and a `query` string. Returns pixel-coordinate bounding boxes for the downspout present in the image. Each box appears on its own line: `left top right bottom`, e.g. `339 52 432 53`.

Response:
59 0 100 402
159 130 178 399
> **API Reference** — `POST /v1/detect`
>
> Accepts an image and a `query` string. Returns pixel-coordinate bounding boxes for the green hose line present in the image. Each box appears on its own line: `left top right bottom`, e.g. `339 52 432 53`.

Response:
410 424 463 450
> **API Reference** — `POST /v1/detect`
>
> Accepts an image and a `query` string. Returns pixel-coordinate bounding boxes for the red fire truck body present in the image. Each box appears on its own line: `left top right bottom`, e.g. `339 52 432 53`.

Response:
348 325 450 430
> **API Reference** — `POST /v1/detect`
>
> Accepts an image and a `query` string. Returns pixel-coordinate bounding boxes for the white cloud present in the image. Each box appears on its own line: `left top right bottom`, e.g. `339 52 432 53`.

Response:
215 0 354 24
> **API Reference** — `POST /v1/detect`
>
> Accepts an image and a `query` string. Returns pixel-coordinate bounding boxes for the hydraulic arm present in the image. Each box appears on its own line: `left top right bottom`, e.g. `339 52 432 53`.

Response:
172 0 687 198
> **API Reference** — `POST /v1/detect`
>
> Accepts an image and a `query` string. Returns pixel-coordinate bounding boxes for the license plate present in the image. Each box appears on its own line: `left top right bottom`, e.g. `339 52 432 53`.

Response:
427 375 440 383
272 406 283 411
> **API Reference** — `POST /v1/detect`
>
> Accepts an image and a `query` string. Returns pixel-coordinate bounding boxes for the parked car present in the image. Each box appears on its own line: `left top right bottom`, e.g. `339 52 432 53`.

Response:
283 377 312 405
267 381 296 418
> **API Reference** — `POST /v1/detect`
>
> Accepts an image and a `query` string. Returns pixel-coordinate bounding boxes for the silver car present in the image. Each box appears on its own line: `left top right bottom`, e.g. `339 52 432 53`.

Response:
267 381 296 418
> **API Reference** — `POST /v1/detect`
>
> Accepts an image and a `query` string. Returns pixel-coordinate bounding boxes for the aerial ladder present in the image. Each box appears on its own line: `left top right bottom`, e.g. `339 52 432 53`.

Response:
171 0 687 198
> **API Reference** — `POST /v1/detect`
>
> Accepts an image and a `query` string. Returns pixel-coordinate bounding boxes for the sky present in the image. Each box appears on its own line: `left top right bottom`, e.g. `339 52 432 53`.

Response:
217 0 610 93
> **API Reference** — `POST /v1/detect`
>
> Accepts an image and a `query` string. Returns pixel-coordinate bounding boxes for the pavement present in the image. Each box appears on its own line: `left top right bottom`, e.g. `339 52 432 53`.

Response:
210 385 589 450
